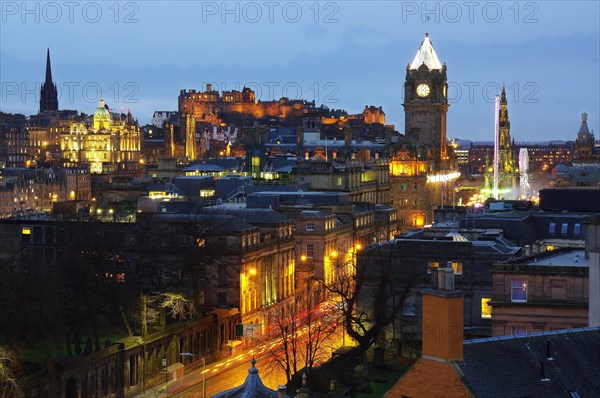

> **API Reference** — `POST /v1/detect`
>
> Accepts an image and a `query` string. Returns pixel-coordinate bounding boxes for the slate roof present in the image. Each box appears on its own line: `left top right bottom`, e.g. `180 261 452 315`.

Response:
211 216 256 233
204 208 290 225
456 327 600 398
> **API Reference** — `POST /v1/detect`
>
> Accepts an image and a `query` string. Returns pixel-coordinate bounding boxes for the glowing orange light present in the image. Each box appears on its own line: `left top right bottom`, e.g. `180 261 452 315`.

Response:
300 255 307 262
355 243 362 251
249 267 257 276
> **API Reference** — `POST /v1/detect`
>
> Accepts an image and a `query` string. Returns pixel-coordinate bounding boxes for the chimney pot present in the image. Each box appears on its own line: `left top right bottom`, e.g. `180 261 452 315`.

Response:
546 339 554 360
330 380 337 392
444 268 454 291
278 385 287 398
540 360 550 381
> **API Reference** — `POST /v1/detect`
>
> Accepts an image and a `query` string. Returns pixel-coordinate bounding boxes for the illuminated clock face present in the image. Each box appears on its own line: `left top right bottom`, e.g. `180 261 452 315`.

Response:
416 84 430 97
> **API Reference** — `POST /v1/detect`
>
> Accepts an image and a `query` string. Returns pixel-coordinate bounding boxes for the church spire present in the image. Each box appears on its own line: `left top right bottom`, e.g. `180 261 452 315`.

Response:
45 48 53 85
501 84 507 104
39 48 59 113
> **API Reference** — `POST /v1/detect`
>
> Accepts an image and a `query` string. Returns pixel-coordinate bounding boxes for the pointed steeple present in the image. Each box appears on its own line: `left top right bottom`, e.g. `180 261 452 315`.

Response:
40 48 59 113
409 33 443 70
45 48 53 85
499 85 509 130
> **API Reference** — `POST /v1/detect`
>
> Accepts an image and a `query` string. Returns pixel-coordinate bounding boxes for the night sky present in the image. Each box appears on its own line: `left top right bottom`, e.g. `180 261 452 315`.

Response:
1 1 598 141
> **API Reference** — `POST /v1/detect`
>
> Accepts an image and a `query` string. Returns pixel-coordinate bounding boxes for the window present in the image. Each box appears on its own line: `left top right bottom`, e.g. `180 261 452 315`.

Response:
511 326 527 335
550 279 567 301
413 183 418 190
427 261 439 274
450 261 463 275
306 222 314 232
481 298 492 318
549 223 556 234
403 296 416 316
337 177 342 186
561 223 568 234
178 235 190 247
511 279 528 302
21 226 31 243
218 266 227 286
306 244 314 258
574 223 581 235
162 267 171 279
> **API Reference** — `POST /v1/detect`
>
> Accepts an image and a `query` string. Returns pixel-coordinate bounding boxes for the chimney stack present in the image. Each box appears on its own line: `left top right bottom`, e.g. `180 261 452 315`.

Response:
422 266 463 361
296 373 309 398
277 385 287 398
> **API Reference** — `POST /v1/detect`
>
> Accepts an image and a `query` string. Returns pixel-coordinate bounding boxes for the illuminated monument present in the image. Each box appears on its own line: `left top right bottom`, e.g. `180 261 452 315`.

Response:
391 34 459 226
403 33 449 171
484 86 518 198
60 99 141 174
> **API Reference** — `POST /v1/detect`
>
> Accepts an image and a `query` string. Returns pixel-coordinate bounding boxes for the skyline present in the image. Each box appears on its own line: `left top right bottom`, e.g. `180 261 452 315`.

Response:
1 1 599 141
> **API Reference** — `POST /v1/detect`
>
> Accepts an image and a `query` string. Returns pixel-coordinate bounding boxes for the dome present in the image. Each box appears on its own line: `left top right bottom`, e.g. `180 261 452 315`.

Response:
212 359 290 398
94 98 111 119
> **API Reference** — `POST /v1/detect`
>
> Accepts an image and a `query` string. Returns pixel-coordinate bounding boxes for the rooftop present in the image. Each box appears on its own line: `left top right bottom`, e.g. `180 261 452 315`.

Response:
457 327 600 398
521 249 588 267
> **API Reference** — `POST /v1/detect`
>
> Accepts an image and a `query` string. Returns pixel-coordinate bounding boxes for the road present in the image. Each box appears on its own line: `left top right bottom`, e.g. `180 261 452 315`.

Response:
136 302 347 398
167 349 287 398
134 342 292 398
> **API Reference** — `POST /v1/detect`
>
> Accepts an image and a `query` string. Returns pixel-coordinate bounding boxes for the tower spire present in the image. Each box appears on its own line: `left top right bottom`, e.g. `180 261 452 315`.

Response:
40 48 59 113
45 48 53 85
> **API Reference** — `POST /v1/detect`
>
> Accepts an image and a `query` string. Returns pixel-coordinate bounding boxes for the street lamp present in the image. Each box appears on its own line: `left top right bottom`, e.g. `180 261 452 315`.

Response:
179 352 206 398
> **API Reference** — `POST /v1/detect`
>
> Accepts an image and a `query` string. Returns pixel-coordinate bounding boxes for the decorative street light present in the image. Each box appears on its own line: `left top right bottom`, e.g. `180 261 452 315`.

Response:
179 352 206 398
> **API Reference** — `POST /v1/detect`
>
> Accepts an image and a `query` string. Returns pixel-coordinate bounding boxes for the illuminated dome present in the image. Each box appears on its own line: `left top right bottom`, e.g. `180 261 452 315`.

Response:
93 98 111 130
94 98 110 118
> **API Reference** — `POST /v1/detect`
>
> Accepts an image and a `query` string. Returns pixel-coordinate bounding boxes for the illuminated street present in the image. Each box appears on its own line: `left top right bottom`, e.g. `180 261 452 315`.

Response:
137 318 348 398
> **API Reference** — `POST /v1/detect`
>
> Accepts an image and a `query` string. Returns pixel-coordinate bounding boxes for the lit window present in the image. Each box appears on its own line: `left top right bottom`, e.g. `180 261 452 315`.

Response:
561 223 568 234
481 298 492 318
450 262 463 275
574 224 581 235
427 261 439 274
21 226 31 243
403 296 416 316
306 223 314 232
511 279 527 302
549 223 556 234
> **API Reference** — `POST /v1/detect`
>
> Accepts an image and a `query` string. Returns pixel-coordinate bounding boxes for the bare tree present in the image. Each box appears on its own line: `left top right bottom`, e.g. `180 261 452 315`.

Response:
319 238 423 391
0 346 21 398
257 294 338 386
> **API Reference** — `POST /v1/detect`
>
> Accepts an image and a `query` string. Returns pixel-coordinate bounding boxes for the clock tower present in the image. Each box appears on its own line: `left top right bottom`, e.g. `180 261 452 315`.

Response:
403 33 449 170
